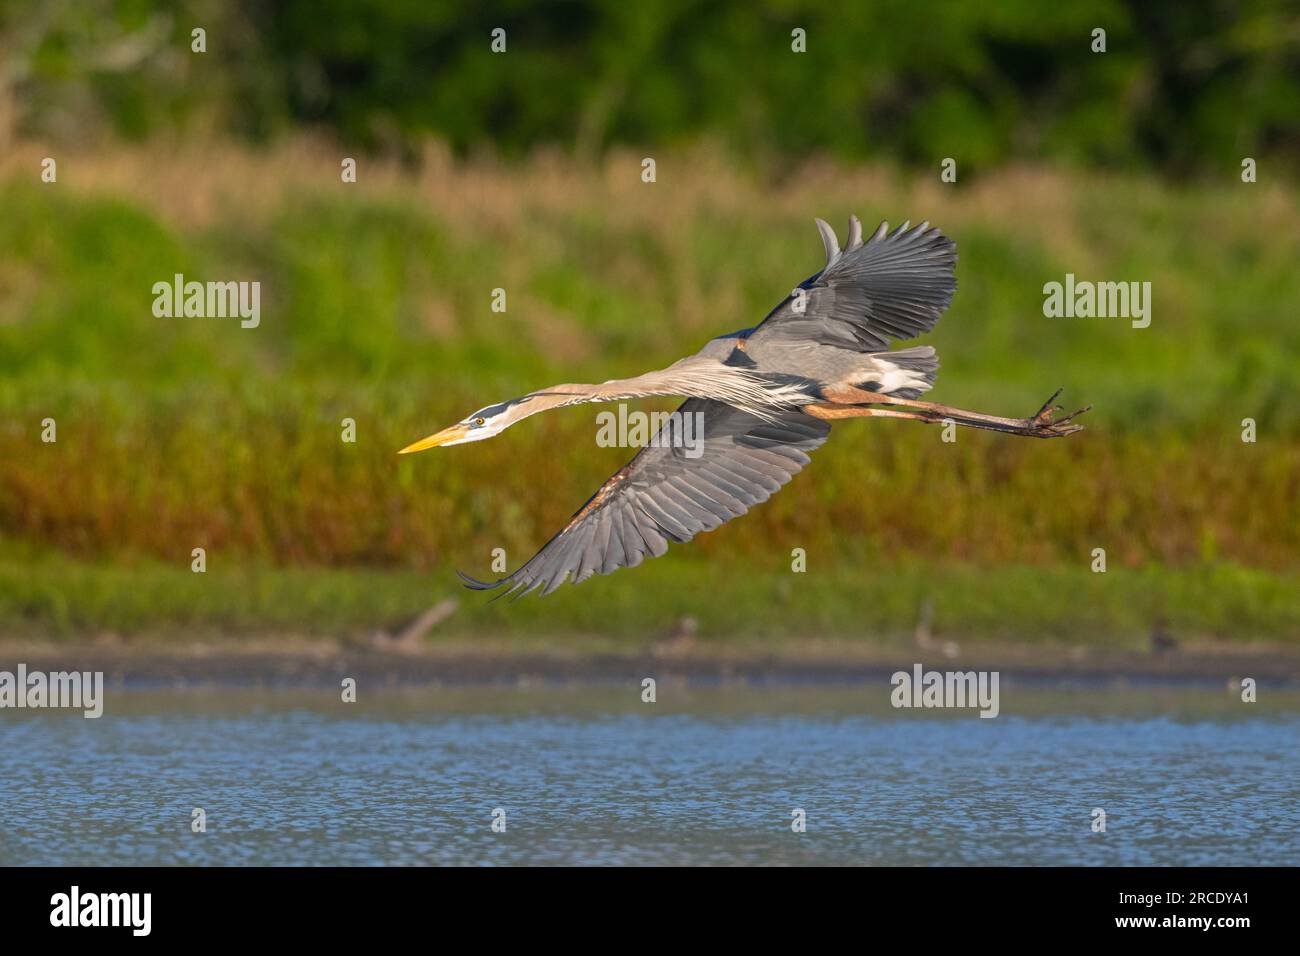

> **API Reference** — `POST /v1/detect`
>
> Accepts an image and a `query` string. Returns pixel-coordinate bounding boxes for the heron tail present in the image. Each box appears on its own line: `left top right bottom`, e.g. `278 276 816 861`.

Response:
854 345 939 400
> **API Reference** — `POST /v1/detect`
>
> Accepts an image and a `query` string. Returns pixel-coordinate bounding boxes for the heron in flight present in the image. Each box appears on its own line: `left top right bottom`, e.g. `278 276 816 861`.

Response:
400 217 1088 597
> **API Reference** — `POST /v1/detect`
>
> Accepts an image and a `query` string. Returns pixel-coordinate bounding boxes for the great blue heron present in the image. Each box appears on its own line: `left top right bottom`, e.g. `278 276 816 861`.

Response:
400 216 1088 597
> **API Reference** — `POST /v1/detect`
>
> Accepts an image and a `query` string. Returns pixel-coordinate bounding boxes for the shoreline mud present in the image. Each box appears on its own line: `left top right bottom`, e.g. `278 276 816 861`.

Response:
2 637 1297 687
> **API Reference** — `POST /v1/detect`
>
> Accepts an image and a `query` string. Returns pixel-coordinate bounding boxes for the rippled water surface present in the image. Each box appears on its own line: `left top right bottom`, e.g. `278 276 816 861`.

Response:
2 684 1297 865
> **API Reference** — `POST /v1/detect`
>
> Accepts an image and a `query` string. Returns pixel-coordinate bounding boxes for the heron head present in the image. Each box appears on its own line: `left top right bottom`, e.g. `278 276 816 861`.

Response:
398 399 529 453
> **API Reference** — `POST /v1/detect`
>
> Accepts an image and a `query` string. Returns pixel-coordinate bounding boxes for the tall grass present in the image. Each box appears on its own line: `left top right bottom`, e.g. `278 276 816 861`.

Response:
1 140 1297 639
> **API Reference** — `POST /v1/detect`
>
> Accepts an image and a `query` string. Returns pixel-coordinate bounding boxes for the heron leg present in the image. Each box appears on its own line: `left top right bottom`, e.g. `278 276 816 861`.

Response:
817 386 1089 437
805 398 1086 438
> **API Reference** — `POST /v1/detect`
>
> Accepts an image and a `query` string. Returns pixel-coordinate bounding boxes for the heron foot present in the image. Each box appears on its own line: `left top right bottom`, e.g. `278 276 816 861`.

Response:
1025 390 1090 437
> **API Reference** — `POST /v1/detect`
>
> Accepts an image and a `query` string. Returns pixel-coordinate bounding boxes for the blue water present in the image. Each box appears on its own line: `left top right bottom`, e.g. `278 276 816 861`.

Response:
1 686 1296 865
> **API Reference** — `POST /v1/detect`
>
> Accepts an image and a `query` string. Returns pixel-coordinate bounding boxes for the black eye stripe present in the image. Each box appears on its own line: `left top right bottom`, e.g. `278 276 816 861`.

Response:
469 402 509 419
468 397 531 422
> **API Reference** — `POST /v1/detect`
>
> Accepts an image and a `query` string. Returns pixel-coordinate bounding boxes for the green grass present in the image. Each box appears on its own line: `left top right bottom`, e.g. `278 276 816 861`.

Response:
3 543 1296 646
1 144 1297 641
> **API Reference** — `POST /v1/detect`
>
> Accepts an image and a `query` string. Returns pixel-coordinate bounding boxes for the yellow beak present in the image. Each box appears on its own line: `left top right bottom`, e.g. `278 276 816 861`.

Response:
398 424 469 454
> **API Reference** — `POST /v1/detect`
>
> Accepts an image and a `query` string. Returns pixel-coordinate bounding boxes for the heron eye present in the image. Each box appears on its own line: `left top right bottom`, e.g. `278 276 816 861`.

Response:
474 417 486 426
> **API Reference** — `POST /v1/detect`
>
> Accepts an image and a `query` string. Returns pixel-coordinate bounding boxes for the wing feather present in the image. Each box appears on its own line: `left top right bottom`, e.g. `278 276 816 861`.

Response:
459 400 830 596
747 217 957 353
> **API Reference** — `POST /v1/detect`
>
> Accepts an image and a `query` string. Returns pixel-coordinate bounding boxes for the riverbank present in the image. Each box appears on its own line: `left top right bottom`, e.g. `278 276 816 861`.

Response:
3 634 1297 687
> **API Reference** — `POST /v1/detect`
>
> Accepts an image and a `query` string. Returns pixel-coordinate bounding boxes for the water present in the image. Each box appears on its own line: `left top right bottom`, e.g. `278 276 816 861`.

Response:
2 684 1297 865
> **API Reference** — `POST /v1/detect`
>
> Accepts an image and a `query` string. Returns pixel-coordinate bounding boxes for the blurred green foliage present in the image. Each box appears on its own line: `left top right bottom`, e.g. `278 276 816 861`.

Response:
4 0 1299 172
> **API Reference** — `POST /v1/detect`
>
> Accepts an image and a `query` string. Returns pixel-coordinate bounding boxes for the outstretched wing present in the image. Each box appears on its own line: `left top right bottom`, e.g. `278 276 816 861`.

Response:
459 399 830 597
746 218 957 354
